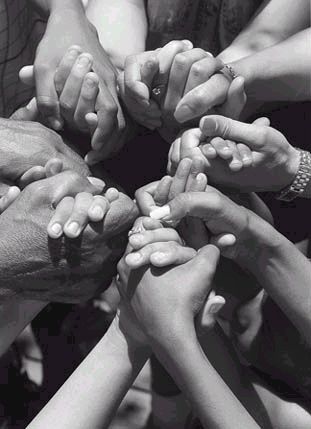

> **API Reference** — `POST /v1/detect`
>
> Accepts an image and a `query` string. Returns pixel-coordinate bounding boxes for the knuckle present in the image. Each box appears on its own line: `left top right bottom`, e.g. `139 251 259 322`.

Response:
174 53 189 68
190 62 204 77
34 62 50 77
59 98 74 113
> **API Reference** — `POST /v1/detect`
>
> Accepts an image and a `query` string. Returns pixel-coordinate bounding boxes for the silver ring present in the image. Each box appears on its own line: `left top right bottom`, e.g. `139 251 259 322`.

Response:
151 84 166 100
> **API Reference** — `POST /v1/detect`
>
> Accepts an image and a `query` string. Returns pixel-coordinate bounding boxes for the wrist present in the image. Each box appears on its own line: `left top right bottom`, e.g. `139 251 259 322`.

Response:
48 0 84 13
234 210 285 271
278 146 301 191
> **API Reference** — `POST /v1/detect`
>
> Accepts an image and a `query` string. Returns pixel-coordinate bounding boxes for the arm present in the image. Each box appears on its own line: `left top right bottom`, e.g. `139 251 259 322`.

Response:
151 324 260 429
0 299 46 357
219 0 310 63
86 0 147 70
29 0 85 18
230 29 311 102
28 316 150 429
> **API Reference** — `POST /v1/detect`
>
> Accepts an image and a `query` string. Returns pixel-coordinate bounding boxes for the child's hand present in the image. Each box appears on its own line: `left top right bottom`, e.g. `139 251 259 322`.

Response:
135 157 208 216
47 185 118 239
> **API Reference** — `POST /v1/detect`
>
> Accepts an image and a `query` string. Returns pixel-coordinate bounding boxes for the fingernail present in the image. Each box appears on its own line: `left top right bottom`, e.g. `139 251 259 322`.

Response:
49 118 63 131
50 223 62 237
150 205 170 220
174 105 192 123
78 55 91 66
209 302 224 314
66 222 80 237
90 206 104 219
182 40 193 49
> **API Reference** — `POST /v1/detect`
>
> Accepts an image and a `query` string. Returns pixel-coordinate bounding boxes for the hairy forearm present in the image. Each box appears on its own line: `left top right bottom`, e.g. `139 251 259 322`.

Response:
151 324 259 429
237 213 311 345
230 29 311 102
86 0 147 71
28 317 150 429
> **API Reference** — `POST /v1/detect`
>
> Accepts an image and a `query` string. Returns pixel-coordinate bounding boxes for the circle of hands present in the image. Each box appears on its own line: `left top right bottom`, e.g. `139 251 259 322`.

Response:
3 36 299 348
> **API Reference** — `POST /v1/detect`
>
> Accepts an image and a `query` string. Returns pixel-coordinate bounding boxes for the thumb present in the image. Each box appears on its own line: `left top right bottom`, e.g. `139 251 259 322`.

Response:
10 97 39 121
196 291 226 334
185 244 220 288
19 65 35 86
199 115 264 149
221 76 246 120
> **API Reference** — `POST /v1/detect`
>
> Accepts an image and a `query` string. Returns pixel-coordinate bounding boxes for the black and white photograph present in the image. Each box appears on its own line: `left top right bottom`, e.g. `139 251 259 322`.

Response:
0 0 310 428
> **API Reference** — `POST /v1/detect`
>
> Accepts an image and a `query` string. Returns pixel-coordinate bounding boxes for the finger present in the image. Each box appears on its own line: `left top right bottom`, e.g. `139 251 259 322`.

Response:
253 117 270 127
164 48 209 113
105 187 119 203
221 76 246 120
91 89 118 152
150 191 222 223
154 40 193 87
180 128 205 160
45 158 63 177
87 195 110 222
85 112 98 135
197 294 226 332
128 227 182 250
183 244 220 287
185 156 205 191
210 137 233 160
135 181 160 215
168 137 181 175
125 241 196 268
34 61 62 130
210 232 237 249
200 115 265 148
169 157 193 200
124 53 152 105
140 55 159 91
47 196 74 238
175 73 230 123
19 166 46 188
184 55 223 94
19 65 35 86
87 176 106 191
226 140 243 172
54 45 83 94
59 53 93 122
0 186 21 214
74 72 99 130
202 143 217 160
10 98 39 122
236 143 253 167
154 176 173 207
188 172 208 192
63 192 94 238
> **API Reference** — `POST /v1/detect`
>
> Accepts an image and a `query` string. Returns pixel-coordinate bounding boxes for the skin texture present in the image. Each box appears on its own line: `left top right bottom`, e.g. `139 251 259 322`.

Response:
0 119 138 303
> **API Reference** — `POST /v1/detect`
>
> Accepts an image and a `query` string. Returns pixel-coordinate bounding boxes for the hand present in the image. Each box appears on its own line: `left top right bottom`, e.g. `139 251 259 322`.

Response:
199 115 300 192
135 157 208 216
26 5 126 160
0 118 90 185
149 186 274 262
117 241 220 342
0 170 138 303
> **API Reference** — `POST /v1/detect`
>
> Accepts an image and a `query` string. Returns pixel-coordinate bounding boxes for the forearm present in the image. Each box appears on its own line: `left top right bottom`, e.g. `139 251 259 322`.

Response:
0 299 46 357
230 29 311 102
219 0 310 63
28 317 150 429
86 0 147 71
29 0 85 17
151 323 259 429
237 213 311 345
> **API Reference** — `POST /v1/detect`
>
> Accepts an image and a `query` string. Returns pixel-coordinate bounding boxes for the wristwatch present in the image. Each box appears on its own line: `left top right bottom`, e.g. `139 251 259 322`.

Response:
276 149 311 201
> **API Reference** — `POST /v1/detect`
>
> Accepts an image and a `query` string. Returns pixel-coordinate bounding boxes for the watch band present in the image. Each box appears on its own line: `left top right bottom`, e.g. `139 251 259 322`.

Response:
276 149 311 202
